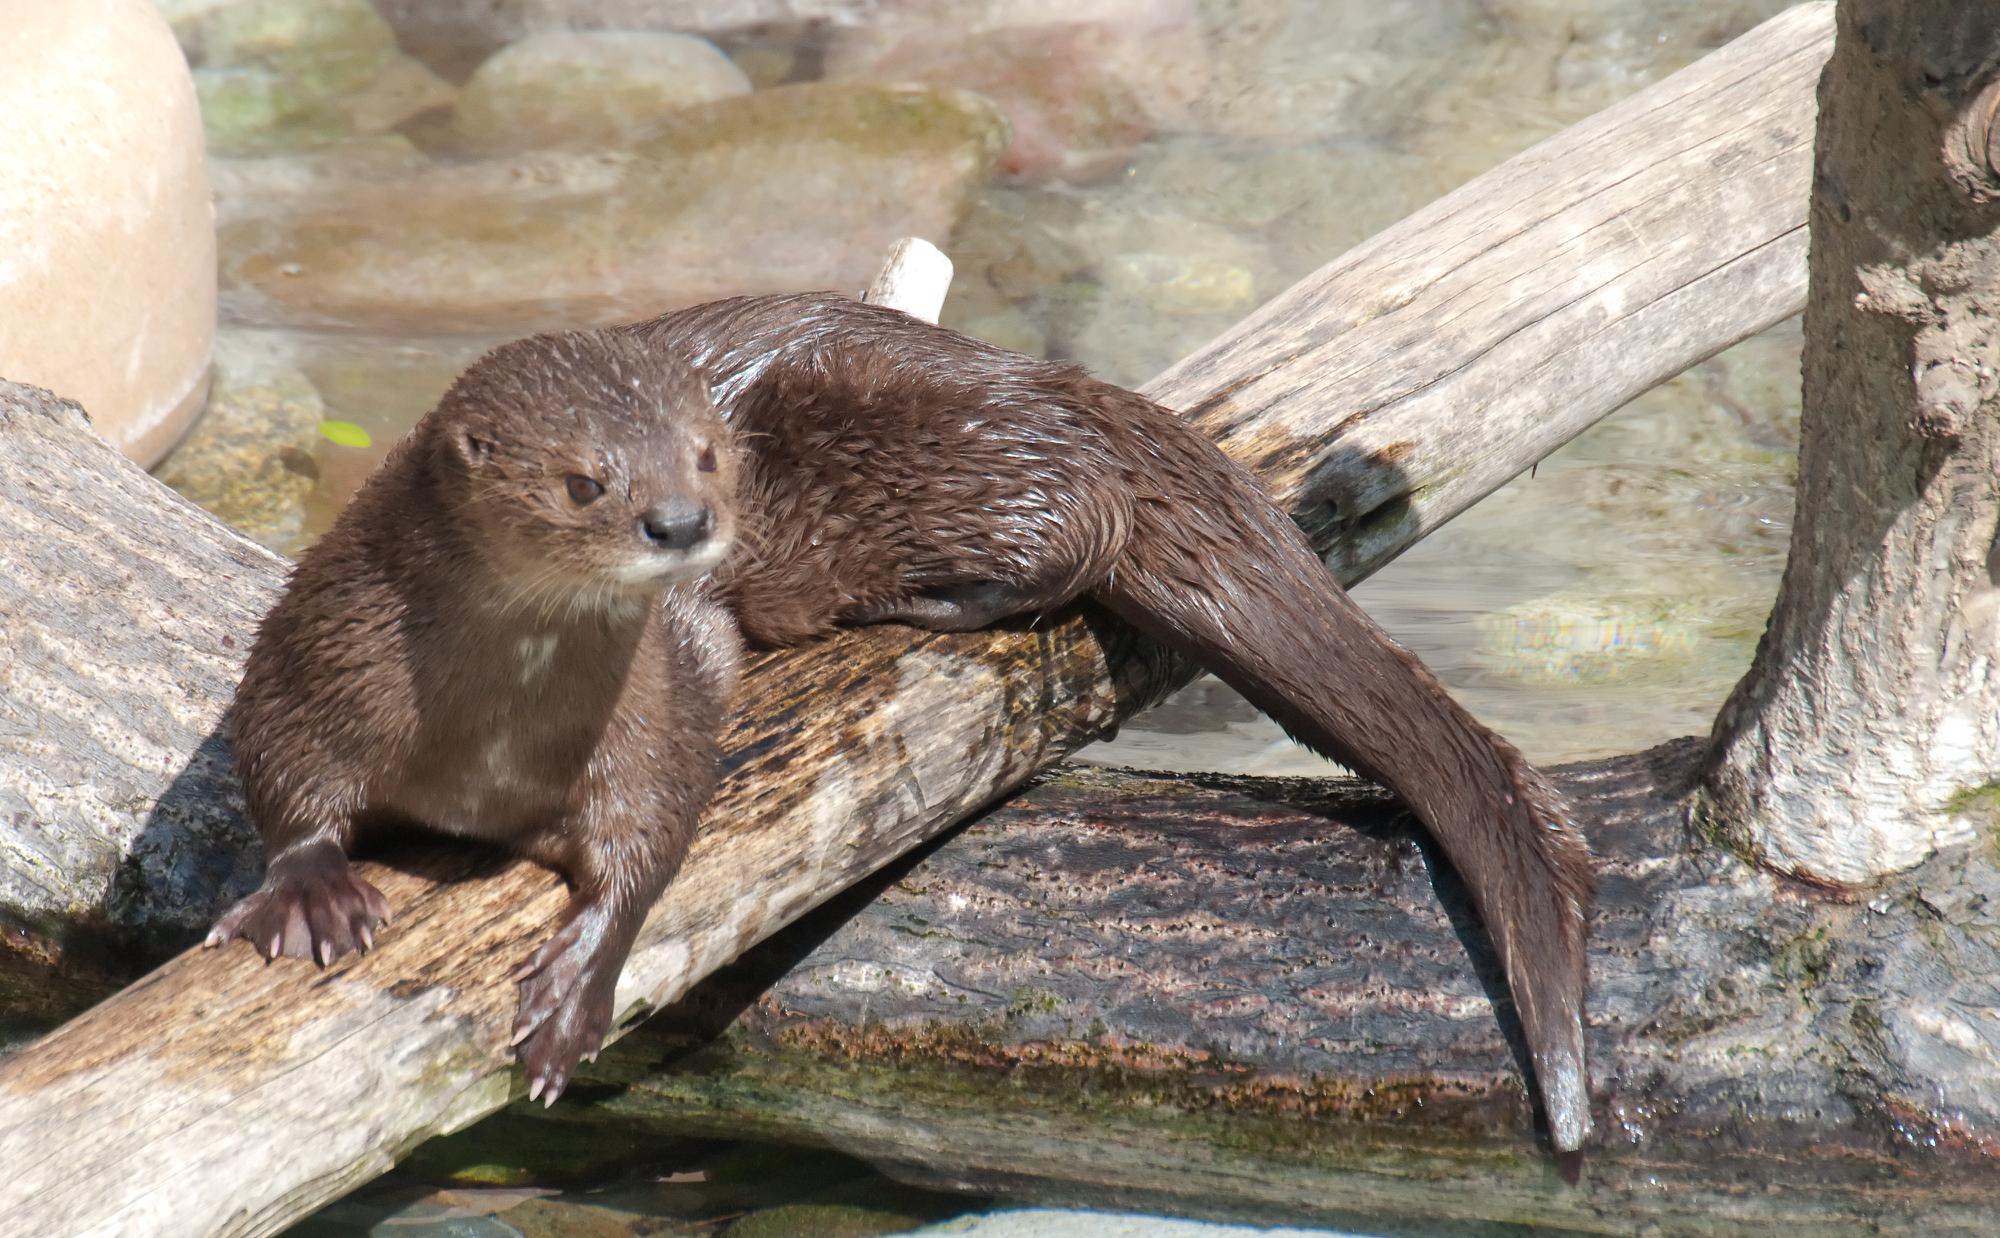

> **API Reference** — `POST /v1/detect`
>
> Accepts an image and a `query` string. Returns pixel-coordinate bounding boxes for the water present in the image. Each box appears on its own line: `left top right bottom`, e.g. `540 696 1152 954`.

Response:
147 0 1808 1231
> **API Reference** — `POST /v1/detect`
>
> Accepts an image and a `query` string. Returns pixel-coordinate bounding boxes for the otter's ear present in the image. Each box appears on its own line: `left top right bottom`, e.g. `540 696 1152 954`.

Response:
454 429 496 467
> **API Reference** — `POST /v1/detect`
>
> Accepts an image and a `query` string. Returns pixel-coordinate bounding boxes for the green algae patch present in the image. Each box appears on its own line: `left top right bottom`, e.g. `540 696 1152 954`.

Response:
1943 783 2000 818
172 0 453 155
1772 924 1835 990
1943 783 2000 863
396 1104 689 1189
579 1020 1537 1194
723 1202 927 1238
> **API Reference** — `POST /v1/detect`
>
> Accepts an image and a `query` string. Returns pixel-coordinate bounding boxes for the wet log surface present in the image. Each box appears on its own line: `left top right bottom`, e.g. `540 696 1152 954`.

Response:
559 750 2000 1233
0 7 1860 1237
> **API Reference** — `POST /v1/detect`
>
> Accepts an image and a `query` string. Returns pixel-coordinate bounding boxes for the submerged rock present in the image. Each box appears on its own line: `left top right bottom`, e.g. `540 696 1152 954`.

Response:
450 30 752 154
153 329 500 553
723 1202 931 1238
152 333 325 555
1099 228 1259 317
221 82 1008 333
1178 0 1487 143
208 135 435 218
1479 584 1713 686
2 0 216 466
1488 0 1800 114
826 12 1199 183
945 169 1276 387
169 0 454 155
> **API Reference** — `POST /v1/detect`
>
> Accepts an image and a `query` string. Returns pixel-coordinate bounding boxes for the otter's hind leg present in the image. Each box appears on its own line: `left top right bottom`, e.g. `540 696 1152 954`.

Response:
844 581 1045 632
846 468 1139 635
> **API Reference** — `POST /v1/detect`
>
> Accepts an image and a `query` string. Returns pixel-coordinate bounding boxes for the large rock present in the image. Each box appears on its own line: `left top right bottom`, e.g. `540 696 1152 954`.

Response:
220 82 1009 332
449 30 752 154
0 0 216 467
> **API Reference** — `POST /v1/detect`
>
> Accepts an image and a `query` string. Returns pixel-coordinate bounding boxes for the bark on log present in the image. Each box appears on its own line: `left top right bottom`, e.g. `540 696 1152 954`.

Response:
1702 1 2000 884
526 750 2000 1233
0 6 1831 1236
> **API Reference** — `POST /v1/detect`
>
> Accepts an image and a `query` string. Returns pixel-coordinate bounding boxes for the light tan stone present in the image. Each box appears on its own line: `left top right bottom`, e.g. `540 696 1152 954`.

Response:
451 30 752 154
0 0 217 466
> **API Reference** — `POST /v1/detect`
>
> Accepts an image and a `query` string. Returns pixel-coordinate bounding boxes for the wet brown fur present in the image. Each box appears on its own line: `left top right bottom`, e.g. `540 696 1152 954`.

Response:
208 330 743 1103
627 293 1597 1153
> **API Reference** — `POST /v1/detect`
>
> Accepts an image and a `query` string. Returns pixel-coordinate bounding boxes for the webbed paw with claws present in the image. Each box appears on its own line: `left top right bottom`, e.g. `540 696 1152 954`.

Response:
205 842 391 966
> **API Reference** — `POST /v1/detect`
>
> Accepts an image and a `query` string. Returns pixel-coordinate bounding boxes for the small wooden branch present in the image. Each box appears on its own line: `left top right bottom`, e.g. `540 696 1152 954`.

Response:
861 236 954 323
0 7 1832 1235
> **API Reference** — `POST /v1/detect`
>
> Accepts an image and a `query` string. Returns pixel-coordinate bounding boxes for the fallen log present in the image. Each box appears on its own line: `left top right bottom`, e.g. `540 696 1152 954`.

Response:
533 751 2000 1232
0 5 1830 1235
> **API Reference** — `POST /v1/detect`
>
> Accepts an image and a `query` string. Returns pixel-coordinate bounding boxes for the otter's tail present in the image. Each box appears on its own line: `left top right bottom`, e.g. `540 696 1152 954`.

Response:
1090 401 1594 1154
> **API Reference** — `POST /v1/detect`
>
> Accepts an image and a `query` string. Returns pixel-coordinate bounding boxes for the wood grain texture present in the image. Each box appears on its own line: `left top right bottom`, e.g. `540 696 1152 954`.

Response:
0 383 274 944
0 7 1831 1235
557 750 2000 1233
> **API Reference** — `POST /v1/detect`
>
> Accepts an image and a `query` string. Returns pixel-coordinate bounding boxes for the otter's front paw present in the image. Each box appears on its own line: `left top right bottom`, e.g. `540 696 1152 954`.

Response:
204 843 392 966
509 917 619 1105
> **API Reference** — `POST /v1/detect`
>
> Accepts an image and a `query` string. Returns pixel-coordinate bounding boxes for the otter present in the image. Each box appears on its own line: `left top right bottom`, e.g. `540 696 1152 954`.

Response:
624 293 1595 1154
205 329 741 1103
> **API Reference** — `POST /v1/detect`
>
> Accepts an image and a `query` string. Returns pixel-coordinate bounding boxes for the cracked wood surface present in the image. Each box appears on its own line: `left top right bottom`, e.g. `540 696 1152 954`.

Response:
0 6 1830 1235
555 751 2000 1233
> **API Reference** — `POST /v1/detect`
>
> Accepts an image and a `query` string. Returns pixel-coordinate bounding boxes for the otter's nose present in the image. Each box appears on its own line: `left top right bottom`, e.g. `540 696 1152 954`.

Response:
640 500 712 551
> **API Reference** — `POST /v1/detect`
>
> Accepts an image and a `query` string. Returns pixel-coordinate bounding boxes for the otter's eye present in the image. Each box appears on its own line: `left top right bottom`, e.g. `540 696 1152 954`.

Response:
565 474 604 505
696 446 718 473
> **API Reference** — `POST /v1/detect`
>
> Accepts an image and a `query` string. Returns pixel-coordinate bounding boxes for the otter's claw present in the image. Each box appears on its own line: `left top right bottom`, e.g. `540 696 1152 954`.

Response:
510 915 620 1105
205 843 391 966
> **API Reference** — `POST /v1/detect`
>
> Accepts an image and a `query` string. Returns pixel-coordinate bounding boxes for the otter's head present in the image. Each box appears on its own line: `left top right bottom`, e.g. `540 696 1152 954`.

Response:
426 329 738 608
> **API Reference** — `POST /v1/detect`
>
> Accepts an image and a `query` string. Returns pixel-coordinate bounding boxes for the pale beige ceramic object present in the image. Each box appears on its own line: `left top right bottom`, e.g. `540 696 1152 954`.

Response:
0 0 217 466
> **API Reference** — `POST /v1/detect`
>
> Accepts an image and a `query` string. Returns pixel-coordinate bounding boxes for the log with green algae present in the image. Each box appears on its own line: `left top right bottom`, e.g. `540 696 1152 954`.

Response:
520 750 2000 1235
294 1121 979 1237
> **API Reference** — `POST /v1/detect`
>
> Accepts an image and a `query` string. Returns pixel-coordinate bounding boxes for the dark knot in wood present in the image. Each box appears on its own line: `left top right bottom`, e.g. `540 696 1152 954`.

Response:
1912 360 1977 441
1952 78 2000 198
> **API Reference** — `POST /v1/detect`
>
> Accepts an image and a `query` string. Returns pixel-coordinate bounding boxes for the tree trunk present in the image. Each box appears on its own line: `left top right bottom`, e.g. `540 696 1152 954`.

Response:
1703 3 2000 884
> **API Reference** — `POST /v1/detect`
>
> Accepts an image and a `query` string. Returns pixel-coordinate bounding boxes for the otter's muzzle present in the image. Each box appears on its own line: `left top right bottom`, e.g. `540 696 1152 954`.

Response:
640 500 713 551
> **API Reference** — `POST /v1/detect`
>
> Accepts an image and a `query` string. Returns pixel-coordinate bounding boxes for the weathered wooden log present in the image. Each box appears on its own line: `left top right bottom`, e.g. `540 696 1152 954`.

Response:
520 748 2000 1233
0 6 1831 1235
